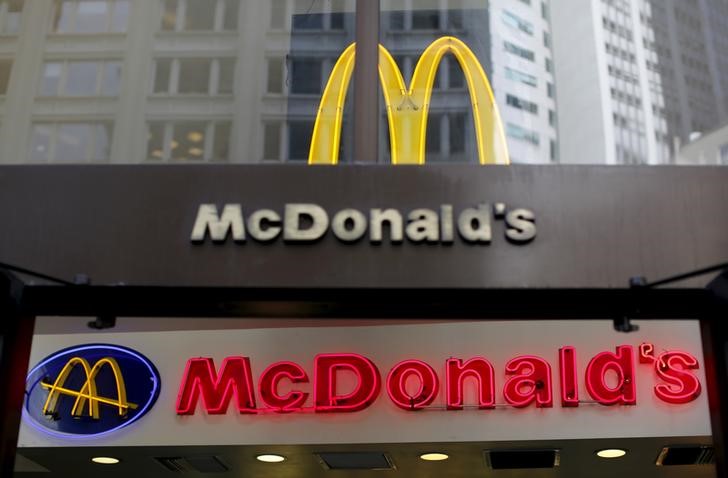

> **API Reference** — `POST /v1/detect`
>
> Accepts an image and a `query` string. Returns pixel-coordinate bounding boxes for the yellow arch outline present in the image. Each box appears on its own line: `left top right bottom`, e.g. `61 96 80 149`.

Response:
41 357 137 419
308 36 510 165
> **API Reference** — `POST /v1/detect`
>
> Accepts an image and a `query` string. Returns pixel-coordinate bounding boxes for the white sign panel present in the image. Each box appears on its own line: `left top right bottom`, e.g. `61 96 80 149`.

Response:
19 320 710 448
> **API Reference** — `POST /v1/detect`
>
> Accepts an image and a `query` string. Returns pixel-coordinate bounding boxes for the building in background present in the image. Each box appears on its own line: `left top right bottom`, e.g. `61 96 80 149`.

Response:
674 122 728 165
551 0 728 165
0 0 557 165
379 0 558 164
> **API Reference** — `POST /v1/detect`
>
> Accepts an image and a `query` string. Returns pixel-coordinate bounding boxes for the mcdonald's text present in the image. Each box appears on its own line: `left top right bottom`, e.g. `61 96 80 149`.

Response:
175 343 701 416
191 202 536 245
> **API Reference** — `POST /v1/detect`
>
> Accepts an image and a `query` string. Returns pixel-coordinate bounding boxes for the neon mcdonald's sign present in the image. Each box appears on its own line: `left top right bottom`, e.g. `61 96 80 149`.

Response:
176 343 702 416
308 36 510 165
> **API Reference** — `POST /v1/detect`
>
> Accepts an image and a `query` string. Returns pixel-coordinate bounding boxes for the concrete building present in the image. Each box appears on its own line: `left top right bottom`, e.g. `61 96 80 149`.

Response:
674 122 728 165
0 0 557 165
552 0 728 165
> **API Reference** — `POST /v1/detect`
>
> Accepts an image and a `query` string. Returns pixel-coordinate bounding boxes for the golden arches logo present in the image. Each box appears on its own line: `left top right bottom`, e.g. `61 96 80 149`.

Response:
41 357 138 420
309 36 510 165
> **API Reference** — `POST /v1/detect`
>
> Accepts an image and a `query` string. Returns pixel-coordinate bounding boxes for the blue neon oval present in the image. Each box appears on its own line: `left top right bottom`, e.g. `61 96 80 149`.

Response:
24 344 160 439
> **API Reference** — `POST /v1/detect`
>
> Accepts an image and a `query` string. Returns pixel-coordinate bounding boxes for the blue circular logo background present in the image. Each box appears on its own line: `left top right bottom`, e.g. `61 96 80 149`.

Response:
24 344 160 438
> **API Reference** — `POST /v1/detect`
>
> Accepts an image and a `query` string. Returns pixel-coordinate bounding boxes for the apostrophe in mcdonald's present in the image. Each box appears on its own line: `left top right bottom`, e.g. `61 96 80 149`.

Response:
309 36 510 165
24 344 160 438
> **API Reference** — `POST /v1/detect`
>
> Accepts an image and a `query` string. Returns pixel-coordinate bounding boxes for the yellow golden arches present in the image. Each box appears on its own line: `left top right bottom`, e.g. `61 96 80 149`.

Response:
41 357 138 420
308 36 510 166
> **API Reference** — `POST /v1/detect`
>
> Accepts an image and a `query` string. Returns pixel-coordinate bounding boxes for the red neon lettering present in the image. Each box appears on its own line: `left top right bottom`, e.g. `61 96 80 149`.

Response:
313 353 381 412
503 356 553 408
559 347 579 407
386 360 439 410
653 351 702 404
585 345 636 405
639 342 655 364
445 357 495 410
258 361 309 412
176 357 257 415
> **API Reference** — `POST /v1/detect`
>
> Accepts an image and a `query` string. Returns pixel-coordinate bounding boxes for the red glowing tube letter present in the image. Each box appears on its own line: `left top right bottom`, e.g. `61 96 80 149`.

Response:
653 351 702 404
559 347 579 407
445 357 495 410
387 360 439 410
314 353 381 412
503 355 553 408
176 357 257 415
585 345 636 405
259 361 310 412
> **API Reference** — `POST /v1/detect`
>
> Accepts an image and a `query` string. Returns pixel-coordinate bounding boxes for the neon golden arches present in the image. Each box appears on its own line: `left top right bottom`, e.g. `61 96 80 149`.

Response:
41 357 138 419
308 36 510 165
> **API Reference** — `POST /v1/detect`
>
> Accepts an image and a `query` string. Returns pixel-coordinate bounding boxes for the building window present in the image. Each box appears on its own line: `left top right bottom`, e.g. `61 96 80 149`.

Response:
506 94 538 114
506 123 540 145
161 0 238 31
449 113 466 154
502 10 533 35
290 58 323 95
720 144 728 165
152 58 235 95
447 57 465 89
288 120 314 160
266 57 284 94
263 121 282 160
52 0 130 34
426 114 442 154
504 41 535 61
0 59 11 94
412 6 440 30
39 60 122 97
0 0 22 35
146 121 231 162
29 122 112 162
505 67 537 87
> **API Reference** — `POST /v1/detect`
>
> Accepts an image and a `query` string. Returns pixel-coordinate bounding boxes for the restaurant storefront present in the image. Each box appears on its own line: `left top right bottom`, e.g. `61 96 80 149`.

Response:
1 1 728 478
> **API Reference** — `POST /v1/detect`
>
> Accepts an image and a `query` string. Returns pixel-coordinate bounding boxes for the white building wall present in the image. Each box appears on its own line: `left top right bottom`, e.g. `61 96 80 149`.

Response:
490 0 557 164
551 0 612 164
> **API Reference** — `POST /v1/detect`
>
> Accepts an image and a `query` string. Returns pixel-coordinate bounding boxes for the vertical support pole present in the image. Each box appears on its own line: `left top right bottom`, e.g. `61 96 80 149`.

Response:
354 0 380 162
702 317 728 477
0 272 34 478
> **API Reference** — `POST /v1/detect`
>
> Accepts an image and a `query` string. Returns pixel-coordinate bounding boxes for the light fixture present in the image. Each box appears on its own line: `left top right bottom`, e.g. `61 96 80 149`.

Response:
189 147 203 156
170 140 179 150
420 453 449 461
91 457 120 465
151 149 163 158
596 449 627 459
187 131 204 143
256 454 286 463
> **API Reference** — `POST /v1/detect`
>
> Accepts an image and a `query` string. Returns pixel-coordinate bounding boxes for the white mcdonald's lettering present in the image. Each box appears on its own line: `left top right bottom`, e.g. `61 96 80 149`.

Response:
309 36 510 165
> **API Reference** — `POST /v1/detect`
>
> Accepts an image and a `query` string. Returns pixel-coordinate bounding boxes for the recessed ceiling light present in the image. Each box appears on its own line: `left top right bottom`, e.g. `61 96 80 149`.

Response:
256 454 286 463
420 453 449 461
596 449 627 459
91 457 120 465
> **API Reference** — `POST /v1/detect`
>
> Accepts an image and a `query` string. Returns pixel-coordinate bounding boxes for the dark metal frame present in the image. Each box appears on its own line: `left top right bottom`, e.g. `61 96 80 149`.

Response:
2 274 727 477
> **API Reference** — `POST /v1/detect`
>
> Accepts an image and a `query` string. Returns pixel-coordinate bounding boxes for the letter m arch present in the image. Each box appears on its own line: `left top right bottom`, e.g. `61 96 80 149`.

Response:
176 357 257 415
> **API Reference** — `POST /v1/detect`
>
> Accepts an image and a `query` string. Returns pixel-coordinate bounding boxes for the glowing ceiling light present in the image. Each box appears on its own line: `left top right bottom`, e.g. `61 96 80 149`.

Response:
91 457 120 465
596 449 627 459
420 453 449 461
256 454 286 463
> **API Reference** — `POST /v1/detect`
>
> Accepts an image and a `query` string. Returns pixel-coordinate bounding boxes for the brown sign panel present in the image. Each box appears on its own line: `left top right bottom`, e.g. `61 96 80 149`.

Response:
0 164 726 289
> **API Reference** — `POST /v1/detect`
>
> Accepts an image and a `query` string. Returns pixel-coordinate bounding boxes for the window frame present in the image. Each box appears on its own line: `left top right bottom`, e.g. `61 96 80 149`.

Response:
50 0 130 34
